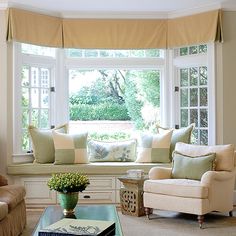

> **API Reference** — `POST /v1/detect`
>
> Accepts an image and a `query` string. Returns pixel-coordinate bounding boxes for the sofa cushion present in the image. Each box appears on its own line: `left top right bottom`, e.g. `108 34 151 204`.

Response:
53 131 88 164
0 202 8 220
136 130 173 163
88 139 137 162
171 151 216 180
0 185 26 211
144 179 208 199
175 142 235 171
29 124 68 164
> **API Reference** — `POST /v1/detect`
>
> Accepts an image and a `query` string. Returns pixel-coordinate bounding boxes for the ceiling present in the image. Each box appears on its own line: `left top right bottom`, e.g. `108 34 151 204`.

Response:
3 0 236 18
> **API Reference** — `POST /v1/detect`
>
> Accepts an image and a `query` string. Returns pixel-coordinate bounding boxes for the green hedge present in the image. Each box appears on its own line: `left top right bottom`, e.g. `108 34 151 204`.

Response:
70 102 130 121
88 132 131 141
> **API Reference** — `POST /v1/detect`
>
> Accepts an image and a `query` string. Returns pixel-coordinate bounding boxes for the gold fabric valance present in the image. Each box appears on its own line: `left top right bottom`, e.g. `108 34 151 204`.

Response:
63 19 167 49
7 8 63 47
168 10 223 48
6 8 223 49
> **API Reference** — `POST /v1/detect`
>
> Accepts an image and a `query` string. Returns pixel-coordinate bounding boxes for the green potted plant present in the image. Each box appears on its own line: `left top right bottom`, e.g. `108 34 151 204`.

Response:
47 172 90 215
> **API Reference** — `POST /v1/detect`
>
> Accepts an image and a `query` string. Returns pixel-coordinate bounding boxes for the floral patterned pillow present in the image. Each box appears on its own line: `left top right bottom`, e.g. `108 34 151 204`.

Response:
88 139 137 162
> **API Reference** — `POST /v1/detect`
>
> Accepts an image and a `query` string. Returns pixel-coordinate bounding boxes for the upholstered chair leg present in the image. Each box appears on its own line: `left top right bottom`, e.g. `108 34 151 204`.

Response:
145 207 153 219
229 211 233 217
197 215 204 229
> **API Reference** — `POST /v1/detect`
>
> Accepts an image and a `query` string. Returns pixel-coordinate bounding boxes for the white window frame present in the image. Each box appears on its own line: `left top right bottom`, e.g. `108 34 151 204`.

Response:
13 43 216 161
63 51 166 126
171 43 216 145
13 43 56 155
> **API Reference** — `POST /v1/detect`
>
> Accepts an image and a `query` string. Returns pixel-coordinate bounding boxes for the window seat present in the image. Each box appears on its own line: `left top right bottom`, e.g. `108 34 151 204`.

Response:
7 162 172 175
7 162 172 208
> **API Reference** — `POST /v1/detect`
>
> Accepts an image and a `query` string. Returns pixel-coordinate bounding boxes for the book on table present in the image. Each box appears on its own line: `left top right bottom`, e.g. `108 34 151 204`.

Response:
38 218 116 236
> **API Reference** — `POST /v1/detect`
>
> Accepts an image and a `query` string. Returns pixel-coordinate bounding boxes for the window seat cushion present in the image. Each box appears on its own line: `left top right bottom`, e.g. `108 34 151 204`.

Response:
7 162 171 175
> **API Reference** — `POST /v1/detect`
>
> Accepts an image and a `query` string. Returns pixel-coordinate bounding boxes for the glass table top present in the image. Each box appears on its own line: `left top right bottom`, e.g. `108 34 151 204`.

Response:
33 204 123 236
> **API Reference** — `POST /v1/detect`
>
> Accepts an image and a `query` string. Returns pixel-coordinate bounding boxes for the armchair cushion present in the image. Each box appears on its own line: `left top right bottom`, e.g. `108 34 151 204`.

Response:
144 179 208 198
175 142 235 171
171 151 216 180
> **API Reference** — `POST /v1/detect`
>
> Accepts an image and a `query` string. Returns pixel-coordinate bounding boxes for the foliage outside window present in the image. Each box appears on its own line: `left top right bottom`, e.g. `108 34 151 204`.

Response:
69 69 160 134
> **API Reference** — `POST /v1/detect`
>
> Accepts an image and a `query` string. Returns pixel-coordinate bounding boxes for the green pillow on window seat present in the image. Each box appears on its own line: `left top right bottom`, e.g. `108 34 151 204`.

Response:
157 123 195 160
28 124 68 164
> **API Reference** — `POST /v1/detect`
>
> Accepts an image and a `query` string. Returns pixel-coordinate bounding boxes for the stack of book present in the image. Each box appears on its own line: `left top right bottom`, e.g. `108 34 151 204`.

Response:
38 218 116 236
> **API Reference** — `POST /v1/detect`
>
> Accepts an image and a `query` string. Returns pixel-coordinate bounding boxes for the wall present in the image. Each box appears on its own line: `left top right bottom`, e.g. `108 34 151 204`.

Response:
0 10 8 175
221 11 236 145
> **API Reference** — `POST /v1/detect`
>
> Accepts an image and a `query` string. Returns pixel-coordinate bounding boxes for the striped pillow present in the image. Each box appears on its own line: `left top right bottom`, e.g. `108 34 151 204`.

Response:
52 131 88 164
135 130 173 163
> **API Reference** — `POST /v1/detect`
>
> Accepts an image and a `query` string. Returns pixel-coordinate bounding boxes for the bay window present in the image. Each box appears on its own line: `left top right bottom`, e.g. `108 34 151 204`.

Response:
13 42 215 156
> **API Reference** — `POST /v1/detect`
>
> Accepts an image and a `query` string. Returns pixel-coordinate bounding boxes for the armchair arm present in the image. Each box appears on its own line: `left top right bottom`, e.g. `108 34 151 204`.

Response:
201 170 236 186
149 167 172 180
0 175 8 186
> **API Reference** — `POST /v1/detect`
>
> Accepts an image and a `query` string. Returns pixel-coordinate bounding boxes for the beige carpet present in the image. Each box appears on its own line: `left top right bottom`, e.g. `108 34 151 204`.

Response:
22 208 236 236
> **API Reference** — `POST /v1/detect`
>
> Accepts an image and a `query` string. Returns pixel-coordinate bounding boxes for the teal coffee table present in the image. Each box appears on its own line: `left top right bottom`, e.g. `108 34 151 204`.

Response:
33 205 123 236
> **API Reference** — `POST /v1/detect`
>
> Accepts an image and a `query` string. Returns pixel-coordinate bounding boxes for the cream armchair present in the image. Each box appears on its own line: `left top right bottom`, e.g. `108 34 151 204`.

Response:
143 142 236 228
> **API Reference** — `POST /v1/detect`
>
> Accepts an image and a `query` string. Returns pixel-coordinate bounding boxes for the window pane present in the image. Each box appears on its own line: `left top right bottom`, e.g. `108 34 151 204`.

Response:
180 47 188 56
85 50 98 57
31 67 39 87
22 66 30 87
22 109 29 129
69 69 160 134
181 109 188 127
22 130 30 151
31 88 39 108
189 46 198 54
66 49 162 58
22 88 29 107
41 89 49 108
31 109 39 127
41 69 50 88
200 129 208 145
200 66 207 85
191 129 198 144
190 67 198 86
21 43 56 57
190 88 198 107
190 109 198 128
199 45 207 53
180 69 188 87
200 88 208 106
200 109 208 127
180 88 188 107
40 109 49 128
145 49 160 57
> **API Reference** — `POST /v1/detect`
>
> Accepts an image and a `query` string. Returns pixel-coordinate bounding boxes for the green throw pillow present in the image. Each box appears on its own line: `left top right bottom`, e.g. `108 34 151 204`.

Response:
158 123 195 160
88 139 137 162
171 151 216 180
135 130 173 163
28 124 68 163
53 132 88 164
